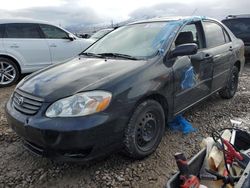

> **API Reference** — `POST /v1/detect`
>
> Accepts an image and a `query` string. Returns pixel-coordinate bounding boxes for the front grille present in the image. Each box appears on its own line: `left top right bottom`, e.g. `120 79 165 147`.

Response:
12 89 44 115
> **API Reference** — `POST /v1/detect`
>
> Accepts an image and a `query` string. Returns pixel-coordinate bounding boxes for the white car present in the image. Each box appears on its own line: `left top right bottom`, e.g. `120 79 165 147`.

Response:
0 19 93 87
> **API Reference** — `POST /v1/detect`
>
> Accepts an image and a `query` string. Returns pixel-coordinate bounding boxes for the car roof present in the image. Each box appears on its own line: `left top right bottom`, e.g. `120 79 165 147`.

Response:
0 18 51 25
128 16 214 25
100 28 114 31
224 14 250 20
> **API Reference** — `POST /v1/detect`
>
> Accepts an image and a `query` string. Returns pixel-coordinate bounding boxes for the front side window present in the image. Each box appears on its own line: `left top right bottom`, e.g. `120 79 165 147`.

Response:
5 23 41 38
203 21 226 48
40 24 69 39
85 22 178 59
175 22 204 49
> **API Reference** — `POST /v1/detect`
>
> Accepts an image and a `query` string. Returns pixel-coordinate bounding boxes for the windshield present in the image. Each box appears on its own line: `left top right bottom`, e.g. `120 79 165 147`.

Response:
85 22 174 59
223 18 250 42
91 29 113 39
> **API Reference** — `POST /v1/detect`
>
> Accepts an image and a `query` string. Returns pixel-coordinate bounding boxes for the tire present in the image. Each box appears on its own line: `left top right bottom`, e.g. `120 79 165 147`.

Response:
123 100 165 159
219 66 239 99
0 57 20 87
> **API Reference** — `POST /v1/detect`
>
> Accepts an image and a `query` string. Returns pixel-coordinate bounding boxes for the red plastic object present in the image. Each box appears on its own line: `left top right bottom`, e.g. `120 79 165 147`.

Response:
180 175 200 188
222 139 243 165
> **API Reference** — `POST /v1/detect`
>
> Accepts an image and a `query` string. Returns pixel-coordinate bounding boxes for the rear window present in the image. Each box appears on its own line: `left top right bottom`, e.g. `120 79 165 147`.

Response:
222 18 250 42
5 23 41 38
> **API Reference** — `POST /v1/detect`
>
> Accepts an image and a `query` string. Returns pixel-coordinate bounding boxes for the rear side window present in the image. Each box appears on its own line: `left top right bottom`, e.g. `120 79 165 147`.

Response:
203 21 226 48
40 24 69 39
5 23 41 38
0 24 4 38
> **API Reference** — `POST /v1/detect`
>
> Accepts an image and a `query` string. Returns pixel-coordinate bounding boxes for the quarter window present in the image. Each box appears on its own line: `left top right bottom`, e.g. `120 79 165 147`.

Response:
224 30 231 43
40 24 69 39
5 23 41 38
203 21 226 48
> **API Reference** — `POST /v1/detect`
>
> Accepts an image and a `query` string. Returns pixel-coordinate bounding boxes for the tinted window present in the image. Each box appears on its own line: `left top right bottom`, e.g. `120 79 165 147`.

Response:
5 23 41 38
40 24 69 39
203 21 226 48
222 18 250 43
0 24 4 38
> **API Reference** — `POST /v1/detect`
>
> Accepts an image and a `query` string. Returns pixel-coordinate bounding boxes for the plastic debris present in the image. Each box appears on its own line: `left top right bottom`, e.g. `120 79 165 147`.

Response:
169 115 196 134
181 66 197 89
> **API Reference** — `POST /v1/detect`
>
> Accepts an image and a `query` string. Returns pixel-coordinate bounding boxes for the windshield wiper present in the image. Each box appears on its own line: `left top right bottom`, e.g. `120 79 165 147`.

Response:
97 53 139 60
81 52 103 58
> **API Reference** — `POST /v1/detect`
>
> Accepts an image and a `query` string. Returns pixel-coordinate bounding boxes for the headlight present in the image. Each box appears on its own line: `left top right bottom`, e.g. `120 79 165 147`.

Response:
46 91 112 117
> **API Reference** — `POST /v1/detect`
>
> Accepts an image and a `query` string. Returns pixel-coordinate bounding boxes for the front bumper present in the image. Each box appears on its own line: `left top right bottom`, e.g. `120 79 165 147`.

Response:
5 98 129 162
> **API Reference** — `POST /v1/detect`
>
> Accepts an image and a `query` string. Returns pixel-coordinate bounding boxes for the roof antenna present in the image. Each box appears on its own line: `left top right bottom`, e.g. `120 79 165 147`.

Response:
191 8 198 16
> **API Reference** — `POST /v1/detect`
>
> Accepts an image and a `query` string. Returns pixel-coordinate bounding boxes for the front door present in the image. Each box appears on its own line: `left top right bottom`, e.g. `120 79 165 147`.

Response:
40 24 82 64
173 21 214 114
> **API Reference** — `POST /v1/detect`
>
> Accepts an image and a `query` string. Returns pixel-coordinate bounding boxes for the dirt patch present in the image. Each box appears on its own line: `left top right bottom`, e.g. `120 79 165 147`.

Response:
0 64 249 188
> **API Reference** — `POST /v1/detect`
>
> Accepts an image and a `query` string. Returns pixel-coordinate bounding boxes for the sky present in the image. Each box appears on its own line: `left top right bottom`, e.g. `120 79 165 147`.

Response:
0 0 249 29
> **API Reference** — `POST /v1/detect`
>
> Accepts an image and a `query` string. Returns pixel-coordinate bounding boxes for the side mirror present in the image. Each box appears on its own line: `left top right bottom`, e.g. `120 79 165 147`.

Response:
68 33 75 41
170 43 198 58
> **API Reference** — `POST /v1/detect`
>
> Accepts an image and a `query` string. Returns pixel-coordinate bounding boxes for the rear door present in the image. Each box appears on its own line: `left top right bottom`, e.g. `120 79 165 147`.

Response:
202 20 233 91
3 23 51 67
39 24 82 64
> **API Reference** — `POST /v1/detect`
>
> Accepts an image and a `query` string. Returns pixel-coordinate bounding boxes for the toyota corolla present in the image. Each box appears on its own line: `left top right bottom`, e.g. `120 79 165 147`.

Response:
5 16 245 162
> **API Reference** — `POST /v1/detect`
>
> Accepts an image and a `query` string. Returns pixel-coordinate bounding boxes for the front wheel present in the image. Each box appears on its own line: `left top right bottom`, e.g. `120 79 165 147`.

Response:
123 100 165 159
219 66 239 99
0 57 20 87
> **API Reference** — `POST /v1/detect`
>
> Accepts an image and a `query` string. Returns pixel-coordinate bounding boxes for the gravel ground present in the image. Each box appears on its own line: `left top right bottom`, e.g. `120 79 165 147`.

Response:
0 63 249 188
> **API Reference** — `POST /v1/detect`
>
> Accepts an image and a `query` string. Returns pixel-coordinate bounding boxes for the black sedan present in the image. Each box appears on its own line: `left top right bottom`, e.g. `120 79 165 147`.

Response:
5 16 245 162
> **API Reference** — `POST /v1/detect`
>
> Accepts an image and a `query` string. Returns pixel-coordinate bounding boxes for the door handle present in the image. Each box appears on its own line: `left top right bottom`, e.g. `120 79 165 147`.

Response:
204 54 213 60
191 53 213 61
49 44 57 47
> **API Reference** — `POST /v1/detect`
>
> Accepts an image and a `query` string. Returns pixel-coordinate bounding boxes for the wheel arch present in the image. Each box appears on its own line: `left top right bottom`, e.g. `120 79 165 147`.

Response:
0 54 21 73
133 93 169 121
234 60 241 71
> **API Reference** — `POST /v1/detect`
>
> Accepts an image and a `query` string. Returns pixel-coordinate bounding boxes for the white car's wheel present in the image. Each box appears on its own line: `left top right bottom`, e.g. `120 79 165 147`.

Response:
0 57 20 87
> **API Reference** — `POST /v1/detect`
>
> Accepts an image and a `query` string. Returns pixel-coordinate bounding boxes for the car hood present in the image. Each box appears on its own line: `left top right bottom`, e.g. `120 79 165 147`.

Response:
18 57 147 102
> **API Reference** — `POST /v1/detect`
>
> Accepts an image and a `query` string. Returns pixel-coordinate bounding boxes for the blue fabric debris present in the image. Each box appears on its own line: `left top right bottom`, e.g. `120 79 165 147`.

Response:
150 16 207 56
151 22 180 49
169 115 196 134
181 66 197 89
